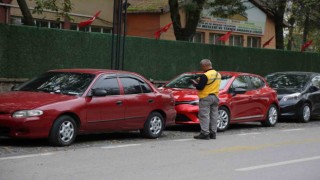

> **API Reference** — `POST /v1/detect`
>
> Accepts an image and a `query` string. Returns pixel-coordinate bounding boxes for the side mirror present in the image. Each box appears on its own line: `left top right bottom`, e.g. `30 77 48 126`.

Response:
309 85 319 92
91 88 108 97
230 88 246 96
11 85 17 91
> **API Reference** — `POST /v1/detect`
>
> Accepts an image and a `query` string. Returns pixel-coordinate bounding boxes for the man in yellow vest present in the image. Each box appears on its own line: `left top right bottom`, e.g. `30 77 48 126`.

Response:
193 59 221 140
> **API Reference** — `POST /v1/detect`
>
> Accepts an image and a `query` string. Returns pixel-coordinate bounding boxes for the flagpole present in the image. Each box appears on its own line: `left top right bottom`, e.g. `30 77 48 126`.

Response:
121 0 130 70
111 0 119 69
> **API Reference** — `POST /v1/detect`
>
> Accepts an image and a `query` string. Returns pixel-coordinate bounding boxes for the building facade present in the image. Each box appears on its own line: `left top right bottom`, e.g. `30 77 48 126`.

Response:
127 0 276 49
0 0 113 33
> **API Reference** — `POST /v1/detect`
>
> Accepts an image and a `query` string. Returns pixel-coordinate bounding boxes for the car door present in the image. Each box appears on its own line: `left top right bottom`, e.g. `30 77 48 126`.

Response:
246 75 268 119
229 75 253 120
85 74 125 131
119 75 156 129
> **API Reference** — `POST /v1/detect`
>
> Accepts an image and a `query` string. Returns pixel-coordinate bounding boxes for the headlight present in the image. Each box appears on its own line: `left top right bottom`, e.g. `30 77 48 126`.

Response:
175 100 199 106
282 93 301 102
12 110 43 118
189 100 199 105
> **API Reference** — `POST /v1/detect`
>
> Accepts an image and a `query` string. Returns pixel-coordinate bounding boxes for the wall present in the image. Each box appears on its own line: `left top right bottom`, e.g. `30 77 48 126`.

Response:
126 13 160 38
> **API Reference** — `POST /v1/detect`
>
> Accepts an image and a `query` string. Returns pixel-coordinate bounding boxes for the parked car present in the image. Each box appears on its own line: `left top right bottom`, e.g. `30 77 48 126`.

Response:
0 69 176 146
160 71 279 131
265 71 320 122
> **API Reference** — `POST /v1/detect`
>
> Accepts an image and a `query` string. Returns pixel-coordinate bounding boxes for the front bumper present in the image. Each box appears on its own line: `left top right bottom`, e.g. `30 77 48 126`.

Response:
0 114 52 138
279 101 303 119
175 104 199 124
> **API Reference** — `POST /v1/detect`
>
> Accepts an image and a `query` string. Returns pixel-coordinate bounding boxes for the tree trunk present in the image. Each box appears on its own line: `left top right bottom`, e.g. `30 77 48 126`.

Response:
286 17 295 50
302 12 310 44
273 1 286 50
169 0 205 41
16 0 34 26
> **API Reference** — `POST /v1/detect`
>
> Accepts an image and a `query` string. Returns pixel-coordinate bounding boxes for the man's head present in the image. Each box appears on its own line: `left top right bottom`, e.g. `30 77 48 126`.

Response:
200 59 212 71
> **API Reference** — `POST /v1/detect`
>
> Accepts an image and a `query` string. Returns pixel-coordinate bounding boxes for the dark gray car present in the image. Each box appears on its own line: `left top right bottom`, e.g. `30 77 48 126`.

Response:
265 72 320 122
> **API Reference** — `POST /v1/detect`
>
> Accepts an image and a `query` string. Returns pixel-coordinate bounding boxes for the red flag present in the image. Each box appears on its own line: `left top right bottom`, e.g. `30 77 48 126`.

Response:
217 31 232 41
78 10 102 28
154 22 173 39
263 36 274 48
301 40 313 52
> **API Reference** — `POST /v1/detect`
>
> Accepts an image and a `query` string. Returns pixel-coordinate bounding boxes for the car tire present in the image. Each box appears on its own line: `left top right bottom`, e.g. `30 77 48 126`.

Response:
261 104 278 127
299 103 311 123
217 107 230 132
49 115 77 146
141 112 164 139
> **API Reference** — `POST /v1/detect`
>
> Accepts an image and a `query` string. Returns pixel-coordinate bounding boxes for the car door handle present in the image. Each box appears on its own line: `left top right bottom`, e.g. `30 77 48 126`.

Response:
148 99 154 103
116 101 123 105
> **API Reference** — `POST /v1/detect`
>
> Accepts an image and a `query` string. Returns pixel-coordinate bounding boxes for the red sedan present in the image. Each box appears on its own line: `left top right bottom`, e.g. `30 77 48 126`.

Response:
160 71 279 131
0 69 176 146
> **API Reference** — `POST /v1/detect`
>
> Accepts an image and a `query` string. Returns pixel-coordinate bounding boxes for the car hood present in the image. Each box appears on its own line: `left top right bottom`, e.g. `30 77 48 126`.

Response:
161 88 198 102
0 91 77 113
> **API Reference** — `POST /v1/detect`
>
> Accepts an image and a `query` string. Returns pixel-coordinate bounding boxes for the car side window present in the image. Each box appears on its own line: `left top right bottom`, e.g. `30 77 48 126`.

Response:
249 76 265 90
311 76 320 89
140 80 152 93
92 75 120 95
231 76 249 90
120 77 143 95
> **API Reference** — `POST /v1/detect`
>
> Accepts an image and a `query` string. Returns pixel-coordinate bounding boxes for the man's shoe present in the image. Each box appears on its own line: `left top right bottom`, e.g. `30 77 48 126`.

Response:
194 133 210 140
209 132 216 139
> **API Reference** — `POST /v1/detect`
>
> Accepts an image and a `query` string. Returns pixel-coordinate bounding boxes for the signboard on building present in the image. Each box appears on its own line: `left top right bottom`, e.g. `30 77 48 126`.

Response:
197 2 266 35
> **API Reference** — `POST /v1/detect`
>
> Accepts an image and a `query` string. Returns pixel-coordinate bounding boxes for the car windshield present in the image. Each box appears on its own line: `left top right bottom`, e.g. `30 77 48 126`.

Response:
14 72 95 96
265 73 308 90
165 74 232 90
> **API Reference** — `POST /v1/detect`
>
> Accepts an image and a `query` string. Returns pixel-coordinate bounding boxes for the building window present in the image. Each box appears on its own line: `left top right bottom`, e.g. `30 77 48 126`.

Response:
229 35 244 47
70 24 111 33
247 36 261 48
193 32 204 43
103 28 112 33
35 20 49 28
10 17 23 25
49 21 61 29
209 33 225 45
34 20 61 29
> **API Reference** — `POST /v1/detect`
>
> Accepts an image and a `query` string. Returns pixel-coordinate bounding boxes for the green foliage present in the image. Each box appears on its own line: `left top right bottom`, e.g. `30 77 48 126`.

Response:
32 0 73 20
207 0 247 18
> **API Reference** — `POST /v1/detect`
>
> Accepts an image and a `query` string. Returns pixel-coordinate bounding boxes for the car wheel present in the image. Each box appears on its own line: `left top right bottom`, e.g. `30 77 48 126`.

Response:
217 107 230 132
141 112 164 138
262 104 278 127
299 103 311 123
49 115 77 146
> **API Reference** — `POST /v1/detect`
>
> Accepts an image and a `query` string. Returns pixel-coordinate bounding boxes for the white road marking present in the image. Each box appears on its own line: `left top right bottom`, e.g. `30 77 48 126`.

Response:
0 152 54 161
281 128 304 132
236 156 320 171
172 139 193 142
237 132 261 136
101 144 141 149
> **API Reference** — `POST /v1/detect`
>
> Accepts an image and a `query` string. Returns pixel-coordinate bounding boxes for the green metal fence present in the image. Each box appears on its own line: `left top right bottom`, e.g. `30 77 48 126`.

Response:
1 24 320 80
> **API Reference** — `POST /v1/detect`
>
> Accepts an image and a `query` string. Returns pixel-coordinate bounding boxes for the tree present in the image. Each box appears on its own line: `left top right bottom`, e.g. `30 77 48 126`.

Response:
285 0 320 52
168 0 247 41
256 0 288 50
14 0 72 26
16 0 34 25
291 0 320 43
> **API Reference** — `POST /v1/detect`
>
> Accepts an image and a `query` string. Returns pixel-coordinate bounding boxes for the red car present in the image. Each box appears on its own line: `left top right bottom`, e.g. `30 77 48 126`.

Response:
0 69 176 146
160 71 279 131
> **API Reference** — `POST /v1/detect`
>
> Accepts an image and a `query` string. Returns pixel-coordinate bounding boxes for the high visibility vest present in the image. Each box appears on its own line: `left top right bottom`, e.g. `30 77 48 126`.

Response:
198 70 221 99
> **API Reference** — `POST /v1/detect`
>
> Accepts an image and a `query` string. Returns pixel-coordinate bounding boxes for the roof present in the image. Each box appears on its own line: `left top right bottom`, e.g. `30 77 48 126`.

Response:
127 0 170 13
